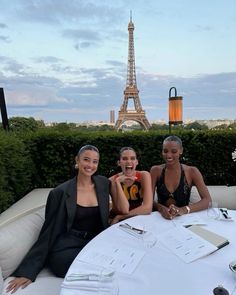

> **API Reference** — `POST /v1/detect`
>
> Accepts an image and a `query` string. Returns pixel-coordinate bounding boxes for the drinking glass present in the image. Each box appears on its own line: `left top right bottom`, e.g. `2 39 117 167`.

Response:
141 225 157 249
207 201 220 220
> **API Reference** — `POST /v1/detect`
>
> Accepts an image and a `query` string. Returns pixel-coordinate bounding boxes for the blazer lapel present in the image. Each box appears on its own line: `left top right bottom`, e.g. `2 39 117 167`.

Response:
93 175 109 229
65 177 77 231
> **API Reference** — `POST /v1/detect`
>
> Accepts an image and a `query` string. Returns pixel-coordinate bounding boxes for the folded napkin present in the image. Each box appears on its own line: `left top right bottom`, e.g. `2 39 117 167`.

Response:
65 269 115 282
219 208 233 221
61 280 117 292
61 263 118 295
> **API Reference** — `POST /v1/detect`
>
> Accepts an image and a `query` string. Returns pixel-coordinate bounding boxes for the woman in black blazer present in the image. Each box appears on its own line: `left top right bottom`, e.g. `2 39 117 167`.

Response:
7 145 128 293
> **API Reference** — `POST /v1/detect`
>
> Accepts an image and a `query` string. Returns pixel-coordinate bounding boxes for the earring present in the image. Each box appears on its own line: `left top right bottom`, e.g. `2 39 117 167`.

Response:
75 163 78 169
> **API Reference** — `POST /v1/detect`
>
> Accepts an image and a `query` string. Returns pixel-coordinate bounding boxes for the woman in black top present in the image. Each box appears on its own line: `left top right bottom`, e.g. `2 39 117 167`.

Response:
150 136 211 220
7 145 128 293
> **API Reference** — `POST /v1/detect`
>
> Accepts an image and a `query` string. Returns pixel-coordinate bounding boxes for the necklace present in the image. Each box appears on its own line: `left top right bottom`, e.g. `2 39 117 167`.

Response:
169 192 174 199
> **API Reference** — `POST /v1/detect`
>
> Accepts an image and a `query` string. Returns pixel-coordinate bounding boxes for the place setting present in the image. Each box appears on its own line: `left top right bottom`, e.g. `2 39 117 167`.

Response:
207 202 234 221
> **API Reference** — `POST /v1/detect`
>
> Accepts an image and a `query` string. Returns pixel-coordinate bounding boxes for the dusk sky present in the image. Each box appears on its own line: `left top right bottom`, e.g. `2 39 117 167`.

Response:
0 0 236 123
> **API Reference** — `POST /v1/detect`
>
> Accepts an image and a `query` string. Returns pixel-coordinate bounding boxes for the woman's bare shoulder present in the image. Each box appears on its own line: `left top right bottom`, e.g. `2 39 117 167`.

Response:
150 164 164 173
182 164 201 178
139 171 151 184
140 170 150 176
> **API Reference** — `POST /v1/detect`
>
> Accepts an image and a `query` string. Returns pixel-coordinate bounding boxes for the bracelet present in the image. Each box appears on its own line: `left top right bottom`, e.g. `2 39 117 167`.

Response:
185 206 191 214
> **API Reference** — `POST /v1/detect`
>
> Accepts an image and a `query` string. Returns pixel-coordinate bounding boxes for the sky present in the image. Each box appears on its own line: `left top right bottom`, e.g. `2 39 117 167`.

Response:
0 0 236 124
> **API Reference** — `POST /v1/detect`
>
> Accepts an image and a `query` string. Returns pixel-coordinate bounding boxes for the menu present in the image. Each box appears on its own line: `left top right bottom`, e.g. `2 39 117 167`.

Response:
158 225 217 263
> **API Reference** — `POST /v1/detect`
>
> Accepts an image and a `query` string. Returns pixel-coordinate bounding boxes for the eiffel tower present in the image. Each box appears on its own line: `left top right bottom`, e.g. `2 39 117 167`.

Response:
115 14 150 130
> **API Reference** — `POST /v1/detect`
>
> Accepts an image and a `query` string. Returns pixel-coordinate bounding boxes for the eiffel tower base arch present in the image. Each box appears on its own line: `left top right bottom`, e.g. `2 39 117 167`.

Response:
115 110 151 130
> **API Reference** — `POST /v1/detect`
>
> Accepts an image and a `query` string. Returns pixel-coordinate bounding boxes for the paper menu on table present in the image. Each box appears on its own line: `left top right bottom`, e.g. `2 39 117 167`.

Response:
158 225 217 263
78 240 146 274
187 225 229 249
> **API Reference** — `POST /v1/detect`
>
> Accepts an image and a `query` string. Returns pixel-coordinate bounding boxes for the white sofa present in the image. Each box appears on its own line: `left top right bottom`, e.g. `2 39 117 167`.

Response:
0 189 63 295
0 186 236 294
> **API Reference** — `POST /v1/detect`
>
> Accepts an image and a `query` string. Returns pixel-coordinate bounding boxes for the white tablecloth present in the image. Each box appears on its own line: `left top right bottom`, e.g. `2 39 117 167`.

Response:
60 210 236 295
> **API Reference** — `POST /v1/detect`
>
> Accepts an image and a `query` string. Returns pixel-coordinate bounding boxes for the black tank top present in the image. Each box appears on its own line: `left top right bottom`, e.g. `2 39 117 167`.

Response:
156 165 191 207
72 204 103 235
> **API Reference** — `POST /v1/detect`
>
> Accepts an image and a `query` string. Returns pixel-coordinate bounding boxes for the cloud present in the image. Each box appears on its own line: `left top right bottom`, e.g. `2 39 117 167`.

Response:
0 56 27 74
0 35 10 43
33 56 64 64
194 25 213 32
13 0 125 26
63 29 101 41
6 89 67 107
0 22 10 44
0 23 7 29
63 28 102 50
74 42 94 50
2 67 236 122
0 16 235 123
106 60 125 67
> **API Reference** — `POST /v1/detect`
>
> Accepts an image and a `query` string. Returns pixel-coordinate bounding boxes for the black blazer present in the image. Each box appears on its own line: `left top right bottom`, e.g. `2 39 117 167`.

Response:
13 175 110 281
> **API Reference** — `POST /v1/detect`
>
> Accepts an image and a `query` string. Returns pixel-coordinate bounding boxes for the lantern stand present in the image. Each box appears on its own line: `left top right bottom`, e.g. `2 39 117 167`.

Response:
0 88 9 131
168 87 183 134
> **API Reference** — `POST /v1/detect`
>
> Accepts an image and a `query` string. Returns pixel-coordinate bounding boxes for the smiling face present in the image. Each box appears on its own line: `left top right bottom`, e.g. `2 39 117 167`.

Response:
118 149 138 176
76 149 99 177
162 140 183 165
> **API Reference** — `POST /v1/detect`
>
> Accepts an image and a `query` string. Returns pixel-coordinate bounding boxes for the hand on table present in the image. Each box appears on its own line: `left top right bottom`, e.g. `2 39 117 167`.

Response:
158 205 173 219
169 205 186 218
116 174 137 186
110 215 122 225
158 204 185 219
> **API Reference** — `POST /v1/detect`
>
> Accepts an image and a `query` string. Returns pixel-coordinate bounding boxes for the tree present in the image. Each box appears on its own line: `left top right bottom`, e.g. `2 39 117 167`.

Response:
184 121 208 130
212 124 228 130
228 123 236 130
9 117 45 132
150 123 169 131
50 122 75 132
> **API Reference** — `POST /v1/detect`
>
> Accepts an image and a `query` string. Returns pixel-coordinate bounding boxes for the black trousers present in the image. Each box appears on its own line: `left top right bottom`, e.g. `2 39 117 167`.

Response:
48 230 95 277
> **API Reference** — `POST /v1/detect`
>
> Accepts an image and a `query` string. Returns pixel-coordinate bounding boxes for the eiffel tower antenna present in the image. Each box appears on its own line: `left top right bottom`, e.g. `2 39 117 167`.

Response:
115 13 150 130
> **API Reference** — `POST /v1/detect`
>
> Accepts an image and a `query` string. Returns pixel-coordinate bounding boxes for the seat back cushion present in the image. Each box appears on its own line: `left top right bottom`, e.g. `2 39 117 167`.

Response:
0 188 50 228
0 207 45 279
190 186 236 210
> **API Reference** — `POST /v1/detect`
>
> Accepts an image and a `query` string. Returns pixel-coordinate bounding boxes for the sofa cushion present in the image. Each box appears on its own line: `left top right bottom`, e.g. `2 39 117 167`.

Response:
0 266 3 294
0 207 45 279
0 268 63 295
2 269 63 295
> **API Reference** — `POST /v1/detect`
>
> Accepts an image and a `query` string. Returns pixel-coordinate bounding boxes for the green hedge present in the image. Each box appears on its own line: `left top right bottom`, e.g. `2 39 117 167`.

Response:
0 129 236 213
0 132 34 212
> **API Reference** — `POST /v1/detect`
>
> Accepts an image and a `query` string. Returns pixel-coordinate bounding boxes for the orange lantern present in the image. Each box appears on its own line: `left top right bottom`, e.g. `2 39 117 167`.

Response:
168 87 183 133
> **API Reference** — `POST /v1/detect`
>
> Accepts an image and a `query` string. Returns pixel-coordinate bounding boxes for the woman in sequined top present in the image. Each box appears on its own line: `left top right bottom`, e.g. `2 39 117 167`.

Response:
150 136 211 220
109 147 153 224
